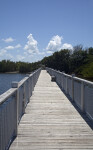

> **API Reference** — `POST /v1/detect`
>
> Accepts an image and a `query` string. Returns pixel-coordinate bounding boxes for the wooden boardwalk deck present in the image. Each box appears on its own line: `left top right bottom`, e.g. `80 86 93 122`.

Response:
10 70 93 150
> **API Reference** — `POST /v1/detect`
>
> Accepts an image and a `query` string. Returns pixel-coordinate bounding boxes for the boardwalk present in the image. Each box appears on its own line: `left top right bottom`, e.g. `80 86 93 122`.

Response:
10 70 93 150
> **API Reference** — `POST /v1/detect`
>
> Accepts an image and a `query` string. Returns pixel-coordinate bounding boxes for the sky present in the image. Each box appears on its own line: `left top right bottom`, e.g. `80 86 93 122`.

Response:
0 0 93 62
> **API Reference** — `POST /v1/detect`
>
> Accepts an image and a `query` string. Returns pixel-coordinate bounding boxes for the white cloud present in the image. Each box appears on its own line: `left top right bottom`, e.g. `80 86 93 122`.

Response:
2 37 15 43
0 48 13 60
0 49 7 56
6 53 14 59
24 34 39 54
5 44 21 50
62 43 73 50
38 52 45 55
24 52 34 58
17 55 25 61
46 35 63 52
46 35 73 53
47 51 53 54
5 46 14 50
15 44 21 48
24 52 28 55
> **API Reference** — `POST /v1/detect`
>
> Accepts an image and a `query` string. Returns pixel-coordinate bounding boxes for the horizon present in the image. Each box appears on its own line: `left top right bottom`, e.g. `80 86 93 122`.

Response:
0 0 93 62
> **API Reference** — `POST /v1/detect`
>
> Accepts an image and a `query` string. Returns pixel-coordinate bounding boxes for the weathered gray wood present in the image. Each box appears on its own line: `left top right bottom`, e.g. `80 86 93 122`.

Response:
0 88 17 104
0 68 41 150
12 82 19 136
51 76 56 82
46 67 93 120
9 70 93 150
81 81 84 112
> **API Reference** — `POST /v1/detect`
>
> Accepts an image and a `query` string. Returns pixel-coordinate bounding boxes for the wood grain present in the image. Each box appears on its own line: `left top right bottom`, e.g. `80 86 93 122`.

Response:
9 70 93 150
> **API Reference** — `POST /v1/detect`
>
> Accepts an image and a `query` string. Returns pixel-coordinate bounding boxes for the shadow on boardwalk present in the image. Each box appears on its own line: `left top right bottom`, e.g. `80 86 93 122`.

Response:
59 86 93 130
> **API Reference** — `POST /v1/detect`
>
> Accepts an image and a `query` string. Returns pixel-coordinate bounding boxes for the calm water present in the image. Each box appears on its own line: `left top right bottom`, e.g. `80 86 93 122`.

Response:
0 73 26 95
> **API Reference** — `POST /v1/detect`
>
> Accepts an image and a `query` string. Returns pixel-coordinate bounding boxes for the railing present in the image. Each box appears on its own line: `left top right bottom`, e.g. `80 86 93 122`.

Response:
46 67 93 121
0 68 41 150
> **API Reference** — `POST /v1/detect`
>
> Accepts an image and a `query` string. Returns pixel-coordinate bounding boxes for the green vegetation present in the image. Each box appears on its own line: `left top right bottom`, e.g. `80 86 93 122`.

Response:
0 60 40 73
75 54 93 80
41 45 93 81
0 45 93 81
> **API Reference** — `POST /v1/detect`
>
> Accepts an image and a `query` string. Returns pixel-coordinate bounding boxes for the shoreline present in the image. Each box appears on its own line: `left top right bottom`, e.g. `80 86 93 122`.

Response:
0 71 19 74
0 71 31 74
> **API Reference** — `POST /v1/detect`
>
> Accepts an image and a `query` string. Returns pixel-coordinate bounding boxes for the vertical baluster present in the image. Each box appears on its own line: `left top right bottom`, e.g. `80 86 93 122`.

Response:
63 73 64 90
26 75 30 103
71 74 75 102
65 76 68 94
11 82 19 136
30 76 32 98
61 72 64 90
32 75 34 92
23 82 26 114
28 78 30 102
81 81 84 112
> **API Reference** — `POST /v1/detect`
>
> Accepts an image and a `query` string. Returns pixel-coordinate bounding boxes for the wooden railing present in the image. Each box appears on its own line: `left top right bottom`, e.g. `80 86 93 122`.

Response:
46 67 93 121
0 68 41 150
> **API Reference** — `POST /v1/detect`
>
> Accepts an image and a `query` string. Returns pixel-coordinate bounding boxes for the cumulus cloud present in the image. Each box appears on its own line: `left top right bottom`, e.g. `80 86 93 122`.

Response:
47 51 53 54
0 48 13 60
6 53 14 59
62 43 73 50
24 34 39 54
5 46 14 50
2 37 15 43
46 35 63 52
46 35 73 53
38 52 45 55
5 44 21 50
15 44 21 48
0 49 7 56
24 52 28 55
17 55 25 61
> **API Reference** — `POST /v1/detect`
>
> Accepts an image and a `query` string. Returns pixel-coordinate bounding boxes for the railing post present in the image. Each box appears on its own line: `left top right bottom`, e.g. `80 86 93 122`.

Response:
32 75 34 91
81 81 84 112
71 74 75 102
11 82 19 136
29 76 32 97
23 82 26 114
26 75 30 103
66 76 68 94
62 72 65 90
30 76 33 96
28 78 31 102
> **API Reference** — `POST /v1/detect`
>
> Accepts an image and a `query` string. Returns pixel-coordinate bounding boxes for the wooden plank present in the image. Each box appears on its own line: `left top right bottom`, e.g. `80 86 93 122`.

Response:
9 70 93 150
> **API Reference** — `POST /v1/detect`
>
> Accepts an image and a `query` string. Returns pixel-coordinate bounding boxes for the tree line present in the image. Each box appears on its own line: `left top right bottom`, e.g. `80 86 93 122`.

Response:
41 46 93 80
0 45 93 80
0 60 40 73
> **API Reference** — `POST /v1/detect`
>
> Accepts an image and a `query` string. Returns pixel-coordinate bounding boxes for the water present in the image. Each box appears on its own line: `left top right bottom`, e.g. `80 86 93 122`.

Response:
0 73 26 95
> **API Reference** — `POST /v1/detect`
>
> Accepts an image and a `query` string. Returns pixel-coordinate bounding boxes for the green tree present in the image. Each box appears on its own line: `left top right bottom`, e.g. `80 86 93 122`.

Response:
88 47 93 55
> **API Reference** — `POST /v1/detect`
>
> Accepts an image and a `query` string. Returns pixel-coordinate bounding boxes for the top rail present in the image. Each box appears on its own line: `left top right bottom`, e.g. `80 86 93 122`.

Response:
0 88 17 105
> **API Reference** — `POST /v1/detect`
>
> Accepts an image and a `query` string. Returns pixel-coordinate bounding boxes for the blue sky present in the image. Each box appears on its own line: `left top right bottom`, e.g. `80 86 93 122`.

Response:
0 0 93 62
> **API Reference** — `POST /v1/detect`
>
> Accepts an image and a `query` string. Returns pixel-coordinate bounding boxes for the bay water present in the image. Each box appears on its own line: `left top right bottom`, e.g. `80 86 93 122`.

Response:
0 73 26 95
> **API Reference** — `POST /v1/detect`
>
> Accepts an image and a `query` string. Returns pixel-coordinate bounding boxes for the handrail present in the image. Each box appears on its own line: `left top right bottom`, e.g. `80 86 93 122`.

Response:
0 88 17 105
46 67 93 121
0 68 41 150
